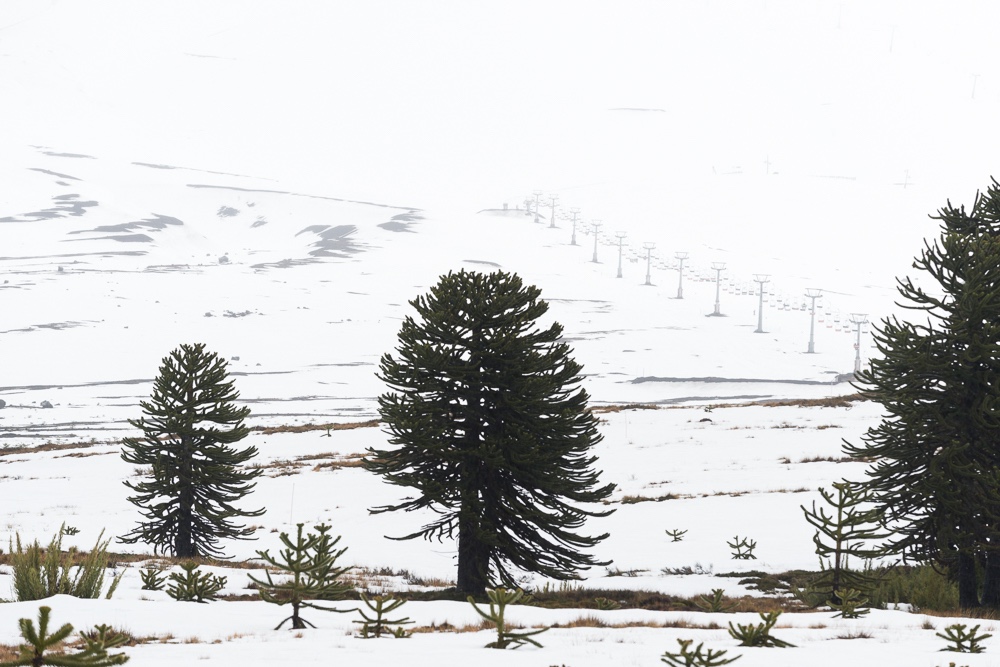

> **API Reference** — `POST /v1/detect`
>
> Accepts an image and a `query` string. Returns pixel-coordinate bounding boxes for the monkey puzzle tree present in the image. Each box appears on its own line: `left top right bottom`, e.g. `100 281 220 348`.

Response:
365 269 616 594
846 178 1000 608
119 343 264 559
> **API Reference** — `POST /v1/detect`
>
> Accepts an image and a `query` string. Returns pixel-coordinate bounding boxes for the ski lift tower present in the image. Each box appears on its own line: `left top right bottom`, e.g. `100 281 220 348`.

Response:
850 313 868 374
590 221 603 263
615 232 627 278
710 262 726 316
569 208 580 245
643 243 656 285
753 274 770 333
548 194 558 228
805 288 822 353
675 252 689 298
532 190 543 223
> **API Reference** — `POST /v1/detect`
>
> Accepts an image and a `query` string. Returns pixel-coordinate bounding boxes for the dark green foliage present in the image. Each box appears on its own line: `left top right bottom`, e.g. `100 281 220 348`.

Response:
139 566 166 591
801 481 885 608
165 561 226 602
716 569 815 597
366 270 615 594
248 523 354 630
119 343 264 559
727 611 795 648
61 526 80 536
0 607 129 666
10 528 122 601
695 589 738 613
937 624 992 653
827 588 870 618
661 638 741 666
868 565 959 611
468 587 547 649
665 529 688 542
728 536 756 560
593 597 621 610
845 179 1000 608
353 593 413 638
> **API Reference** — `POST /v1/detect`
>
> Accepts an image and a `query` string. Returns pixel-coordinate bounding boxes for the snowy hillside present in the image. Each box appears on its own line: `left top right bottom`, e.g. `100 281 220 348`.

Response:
2 1 1000 665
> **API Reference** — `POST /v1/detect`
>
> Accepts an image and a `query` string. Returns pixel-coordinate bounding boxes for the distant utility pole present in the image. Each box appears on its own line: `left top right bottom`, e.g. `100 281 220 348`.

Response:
548 195 558 228
805 288 822 353
850 313 869 373
569 208 580 245
532 190 543 223
615 232 627 278
710 262 726 316
590 221 603 263
674 252 688 299
643 242 656 285
753 274 770 333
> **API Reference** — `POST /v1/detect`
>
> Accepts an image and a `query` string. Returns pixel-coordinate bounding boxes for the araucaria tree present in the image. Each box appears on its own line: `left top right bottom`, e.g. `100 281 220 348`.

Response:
845 178 1000 608
801 481 885 607
365 269 616 594
119 343 264 559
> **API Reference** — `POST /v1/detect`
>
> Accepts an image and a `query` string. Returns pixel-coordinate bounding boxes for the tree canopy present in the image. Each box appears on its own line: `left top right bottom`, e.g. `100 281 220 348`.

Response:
365 269 615 593
119 343 264 559
846 178 1000 607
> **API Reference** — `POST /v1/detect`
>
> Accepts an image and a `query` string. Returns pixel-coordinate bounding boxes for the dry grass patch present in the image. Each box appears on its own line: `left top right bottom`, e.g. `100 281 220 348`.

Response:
410 620 494 635
218 593 260 602
692 487 810 499
617 493 678 505
592 403 661 414
250 451 367 477
310 453 366 472
0 644 19 662
920 608 1000 620
754 394 866 408
0 440 111 458
796 455 855 464
252 419 379 435
551 616 722 630
605 567 650 578
346 565 453 591
57 451 113 459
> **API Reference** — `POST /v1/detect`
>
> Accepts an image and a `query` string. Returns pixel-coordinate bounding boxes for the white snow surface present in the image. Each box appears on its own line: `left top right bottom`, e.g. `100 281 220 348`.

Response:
2 1 1000 665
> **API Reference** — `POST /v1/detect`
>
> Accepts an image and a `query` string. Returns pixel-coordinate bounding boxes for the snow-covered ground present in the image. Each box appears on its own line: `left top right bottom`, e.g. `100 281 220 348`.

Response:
2 1 1000 664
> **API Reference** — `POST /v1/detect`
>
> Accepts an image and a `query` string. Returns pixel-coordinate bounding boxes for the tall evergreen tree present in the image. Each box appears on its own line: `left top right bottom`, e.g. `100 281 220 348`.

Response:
365 269 616 594
119 343 264 559
845 178 1000 608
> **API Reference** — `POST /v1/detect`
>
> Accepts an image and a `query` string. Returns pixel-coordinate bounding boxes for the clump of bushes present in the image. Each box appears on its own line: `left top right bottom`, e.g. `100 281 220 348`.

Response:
9 526 122 601
868 565 958 612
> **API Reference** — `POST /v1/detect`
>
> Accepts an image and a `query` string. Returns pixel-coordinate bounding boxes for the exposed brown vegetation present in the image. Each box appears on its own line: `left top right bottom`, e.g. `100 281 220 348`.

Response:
591 403 661 414
248 451 368 477
57 451 113 459
617 493 678 504
251 419 379 435
753 394 866 408
0 644 19 662
796 455 855 464
0 440 112 458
